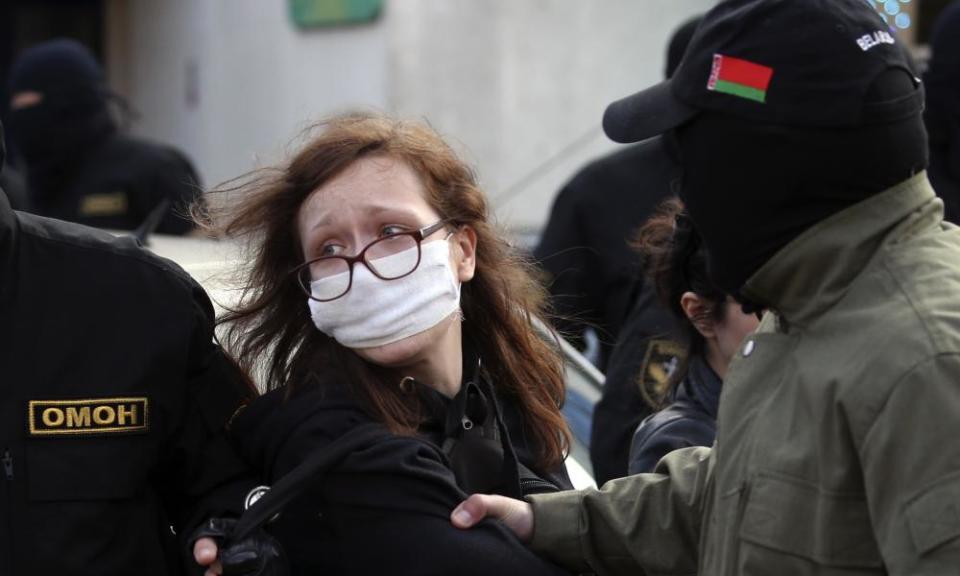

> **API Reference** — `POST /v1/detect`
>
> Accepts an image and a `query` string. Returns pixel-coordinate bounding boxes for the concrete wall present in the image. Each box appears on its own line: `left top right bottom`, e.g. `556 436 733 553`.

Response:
108 0 389 188
108 0 712 232
389 0 713 232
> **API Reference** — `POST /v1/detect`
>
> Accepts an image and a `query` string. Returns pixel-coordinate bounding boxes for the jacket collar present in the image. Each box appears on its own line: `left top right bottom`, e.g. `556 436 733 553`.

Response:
741 172 940 326
0 191 17 305
415 352 488 437
678 356 723 420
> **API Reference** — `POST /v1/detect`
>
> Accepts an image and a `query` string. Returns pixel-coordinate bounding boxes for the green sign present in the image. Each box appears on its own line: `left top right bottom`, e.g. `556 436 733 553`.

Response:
289 0 383 28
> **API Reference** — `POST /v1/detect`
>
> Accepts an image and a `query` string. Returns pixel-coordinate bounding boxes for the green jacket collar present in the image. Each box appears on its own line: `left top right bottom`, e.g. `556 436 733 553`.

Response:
741 172 940 326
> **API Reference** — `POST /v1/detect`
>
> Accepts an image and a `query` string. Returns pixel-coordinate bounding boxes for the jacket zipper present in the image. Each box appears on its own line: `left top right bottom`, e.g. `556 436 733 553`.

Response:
519 477 558 495
2 448 14 575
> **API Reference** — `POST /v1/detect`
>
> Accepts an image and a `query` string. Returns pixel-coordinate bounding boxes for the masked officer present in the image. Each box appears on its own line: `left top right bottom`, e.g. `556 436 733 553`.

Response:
0 118 254 575
535 16 699 373
452 1 960 573
6 39 201 235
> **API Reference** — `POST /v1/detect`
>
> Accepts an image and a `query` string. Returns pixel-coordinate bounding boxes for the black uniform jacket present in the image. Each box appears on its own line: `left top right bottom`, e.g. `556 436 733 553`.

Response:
534 136 679 369
0 193 254 576
589 279 681 485
230 362 573 576
30 133 201 235
0 166 28 211
627 355 721 475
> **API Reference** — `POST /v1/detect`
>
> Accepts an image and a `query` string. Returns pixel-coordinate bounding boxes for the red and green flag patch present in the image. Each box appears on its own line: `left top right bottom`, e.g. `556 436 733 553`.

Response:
707 54 774 103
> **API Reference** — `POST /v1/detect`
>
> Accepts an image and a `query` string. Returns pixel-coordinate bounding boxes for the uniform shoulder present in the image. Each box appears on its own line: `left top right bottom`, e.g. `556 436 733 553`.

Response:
558 136 674 210
16 211 198 292
566 139 652 181
633 403 715 447
629 404 716 474
96 134 197 177
598 137 669 167
101 133 188 161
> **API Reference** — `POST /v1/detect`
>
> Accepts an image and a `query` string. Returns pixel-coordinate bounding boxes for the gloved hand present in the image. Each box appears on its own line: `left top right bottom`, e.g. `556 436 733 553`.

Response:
189 518 288 576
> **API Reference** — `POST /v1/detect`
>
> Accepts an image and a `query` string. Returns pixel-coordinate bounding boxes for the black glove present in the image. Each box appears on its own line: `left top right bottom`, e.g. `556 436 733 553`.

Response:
189 518 288 576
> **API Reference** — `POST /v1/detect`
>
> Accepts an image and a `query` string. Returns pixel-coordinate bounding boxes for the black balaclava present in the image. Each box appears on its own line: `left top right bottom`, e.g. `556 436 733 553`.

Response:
6 39 116 206
675 68 928 302
925 2 960 224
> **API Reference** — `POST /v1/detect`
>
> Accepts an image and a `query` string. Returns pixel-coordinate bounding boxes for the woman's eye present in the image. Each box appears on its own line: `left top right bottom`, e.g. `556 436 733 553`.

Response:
319 243 344 257
380 225 406 237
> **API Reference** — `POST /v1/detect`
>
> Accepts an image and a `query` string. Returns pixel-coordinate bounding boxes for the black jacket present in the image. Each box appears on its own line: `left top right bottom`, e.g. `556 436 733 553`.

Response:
230 363 572 576
534 137 679 369
589 279 681 485
0 192 254 576
627 355 721 475
0 165 27 211
26 132 202 235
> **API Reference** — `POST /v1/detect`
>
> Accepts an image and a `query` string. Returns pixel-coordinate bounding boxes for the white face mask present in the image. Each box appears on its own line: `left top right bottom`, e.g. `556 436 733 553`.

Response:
307 238 461 349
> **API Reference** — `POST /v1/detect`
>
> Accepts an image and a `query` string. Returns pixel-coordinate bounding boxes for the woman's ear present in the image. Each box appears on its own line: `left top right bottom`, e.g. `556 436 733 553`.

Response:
680 291 717 340
451 225 477 282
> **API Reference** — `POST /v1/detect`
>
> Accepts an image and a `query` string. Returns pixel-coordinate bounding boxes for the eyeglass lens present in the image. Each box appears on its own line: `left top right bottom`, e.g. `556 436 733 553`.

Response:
300 234 422 301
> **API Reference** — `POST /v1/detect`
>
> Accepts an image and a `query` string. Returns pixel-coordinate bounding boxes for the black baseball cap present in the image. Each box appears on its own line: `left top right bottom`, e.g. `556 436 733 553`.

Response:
604 0 924 143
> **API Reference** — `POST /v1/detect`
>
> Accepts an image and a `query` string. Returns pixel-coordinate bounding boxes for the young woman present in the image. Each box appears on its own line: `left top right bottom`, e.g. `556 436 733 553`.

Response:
196 112 572 575
626 198 759 474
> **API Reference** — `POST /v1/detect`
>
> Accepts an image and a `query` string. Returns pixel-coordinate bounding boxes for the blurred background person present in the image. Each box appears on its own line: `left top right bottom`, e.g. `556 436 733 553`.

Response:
925 0 960 223
627 199 759 474
534 16 701 372
6 39 201 234
580 16 702 486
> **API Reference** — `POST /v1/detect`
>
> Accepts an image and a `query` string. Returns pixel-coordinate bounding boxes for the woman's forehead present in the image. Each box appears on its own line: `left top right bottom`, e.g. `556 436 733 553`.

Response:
298 156 437 229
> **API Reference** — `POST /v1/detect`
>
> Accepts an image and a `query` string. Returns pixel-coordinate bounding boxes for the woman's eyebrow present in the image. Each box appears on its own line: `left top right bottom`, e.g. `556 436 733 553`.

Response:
308 215 334 233
307 204 424 233
362 205 421 220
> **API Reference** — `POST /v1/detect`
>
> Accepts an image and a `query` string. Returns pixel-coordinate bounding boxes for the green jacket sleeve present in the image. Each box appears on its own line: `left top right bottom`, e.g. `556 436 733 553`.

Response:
528 446 713 576
859 354 960 574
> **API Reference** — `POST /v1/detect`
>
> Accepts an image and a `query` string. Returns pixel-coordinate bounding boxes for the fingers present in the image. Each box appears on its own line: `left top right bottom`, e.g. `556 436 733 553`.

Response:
204 561 223 576
451 494 535 543
451 494 486 528
193 537 218 566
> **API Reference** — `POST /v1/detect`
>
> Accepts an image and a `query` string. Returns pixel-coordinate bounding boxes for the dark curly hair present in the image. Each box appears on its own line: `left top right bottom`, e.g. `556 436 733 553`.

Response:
631 197 726 407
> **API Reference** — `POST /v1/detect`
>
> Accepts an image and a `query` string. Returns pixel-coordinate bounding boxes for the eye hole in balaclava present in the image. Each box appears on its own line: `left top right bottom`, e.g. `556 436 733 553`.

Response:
674 68 928 304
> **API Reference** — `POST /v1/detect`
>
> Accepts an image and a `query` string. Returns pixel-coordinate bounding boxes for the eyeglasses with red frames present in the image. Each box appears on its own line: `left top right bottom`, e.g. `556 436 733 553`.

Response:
293 219 452 302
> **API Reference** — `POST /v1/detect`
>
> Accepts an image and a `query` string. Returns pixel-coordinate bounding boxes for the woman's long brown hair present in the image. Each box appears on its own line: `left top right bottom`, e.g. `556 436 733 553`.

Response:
202 112 569 469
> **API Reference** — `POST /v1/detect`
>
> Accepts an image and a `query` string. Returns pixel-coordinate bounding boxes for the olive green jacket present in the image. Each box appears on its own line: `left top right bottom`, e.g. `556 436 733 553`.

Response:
531 173 960 575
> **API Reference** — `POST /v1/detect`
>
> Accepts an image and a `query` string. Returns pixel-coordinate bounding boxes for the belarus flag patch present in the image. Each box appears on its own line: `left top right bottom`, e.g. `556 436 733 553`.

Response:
707 54 774 103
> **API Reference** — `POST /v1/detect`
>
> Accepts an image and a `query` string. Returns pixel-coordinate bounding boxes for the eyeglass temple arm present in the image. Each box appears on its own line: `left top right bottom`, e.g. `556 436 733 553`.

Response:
418 219 453 239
